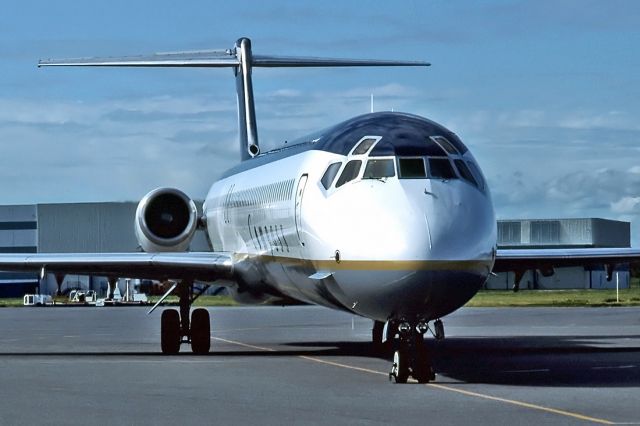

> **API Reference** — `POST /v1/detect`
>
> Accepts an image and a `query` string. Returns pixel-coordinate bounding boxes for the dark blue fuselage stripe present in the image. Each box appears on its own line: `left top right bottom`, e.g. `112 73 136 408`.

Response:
0 221 37 230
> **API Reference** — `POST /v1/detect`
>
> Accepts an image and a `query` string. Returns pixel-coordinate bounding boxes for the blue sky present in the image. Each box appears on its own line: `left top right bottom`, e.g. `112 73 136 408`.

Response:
1 0 640 246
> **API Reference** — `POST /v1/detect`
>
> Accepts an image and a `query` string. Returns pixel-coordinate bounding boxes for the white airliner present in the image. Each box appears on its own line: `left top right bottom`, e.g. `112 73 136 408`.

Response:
1 37 639 383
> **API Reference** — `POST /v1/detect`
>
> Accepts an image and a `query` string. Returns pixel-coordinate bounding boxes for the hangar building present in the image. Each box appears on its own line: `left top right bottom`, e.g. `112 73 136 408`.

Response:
0 202 209 297
0 203 633 296
486 218 631 290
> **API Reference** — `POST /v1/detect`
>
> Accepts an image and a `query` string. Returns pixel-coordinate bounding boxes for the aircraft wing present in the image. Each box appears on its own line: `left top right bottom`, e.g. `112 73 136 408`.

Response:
0 252 234 282
493 248 640 273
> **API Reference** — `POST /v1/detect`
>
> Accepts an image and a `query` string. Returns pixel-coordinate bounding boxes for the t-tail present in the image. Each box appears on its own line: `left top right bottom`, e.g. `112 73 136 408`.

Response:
39 37 430 161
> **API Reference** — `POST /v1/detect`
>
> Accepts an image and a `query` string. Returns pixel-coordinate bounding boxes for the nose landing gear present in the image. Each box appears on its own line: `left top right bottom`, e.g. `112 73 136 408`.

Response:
388 319 437 384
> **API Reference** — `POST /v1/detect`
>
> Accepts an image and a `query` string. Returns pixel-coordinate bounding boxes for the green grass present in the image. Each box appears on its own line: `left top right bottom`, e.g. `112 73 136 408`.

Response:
466 277 640 307
147 295 239 307
0 295 239 308
0 298 25 307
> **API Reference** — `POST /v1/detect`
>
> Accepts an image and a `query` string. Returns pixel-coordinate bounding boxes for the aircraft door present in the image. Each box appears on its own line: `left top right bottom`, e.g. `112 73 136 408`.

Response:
294 174 308 247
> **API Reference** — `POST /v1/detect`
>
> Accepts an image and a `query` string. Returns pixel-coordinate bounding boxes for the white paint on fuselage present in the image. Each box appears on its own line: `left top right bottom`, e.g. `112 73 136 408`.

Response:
204 147 497 321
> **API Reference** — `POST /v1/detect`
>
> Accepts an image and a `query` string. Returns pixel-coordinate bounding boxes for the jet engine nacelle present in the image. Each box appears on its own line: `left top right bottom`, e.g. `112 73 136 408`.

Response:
135 187 198 252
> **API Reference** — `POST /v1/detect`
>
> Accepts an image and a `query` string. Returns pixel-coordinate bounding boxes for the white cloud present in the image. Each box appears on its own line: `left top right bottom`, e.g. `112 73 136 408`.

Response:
0 94 240 203
611 197 640 214
268 89 302 98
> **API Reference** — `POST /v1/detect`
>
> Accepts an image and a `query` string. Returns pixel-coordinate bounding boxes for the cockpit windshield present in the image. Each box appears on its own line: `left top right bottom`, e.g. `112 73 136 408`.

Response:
321 162 342 189
398 158 426 178
428 158 456 179
363 159 395 179
352 138 377 155
335 160 362 188
320 131 484 193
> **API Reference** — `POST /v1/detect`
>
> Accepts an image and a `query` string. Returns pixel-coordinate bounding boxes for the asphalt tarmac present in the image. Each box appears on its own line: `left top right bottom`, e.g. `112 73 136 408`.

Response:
1 305 639 425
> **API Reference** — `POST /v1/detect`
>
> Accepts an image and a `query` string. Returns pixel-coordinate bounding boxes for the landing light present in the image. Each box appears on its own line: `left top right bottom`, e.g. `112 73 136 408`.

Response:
398 322 411 333
416 322 429 334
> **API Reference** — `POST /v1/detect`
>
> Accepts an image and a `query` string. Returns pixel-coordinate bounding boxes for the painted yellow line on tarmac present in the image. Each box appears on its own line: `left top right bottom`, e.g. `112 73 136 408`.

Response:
213 337 276 352
298 355 388 376
214 336 616 425
426 383 614 425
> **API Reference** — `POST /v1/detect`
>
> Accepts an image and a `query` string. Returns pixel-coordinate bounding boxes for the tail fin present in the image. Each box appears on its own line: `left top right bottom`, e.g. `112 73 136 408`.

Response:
39 37 430 161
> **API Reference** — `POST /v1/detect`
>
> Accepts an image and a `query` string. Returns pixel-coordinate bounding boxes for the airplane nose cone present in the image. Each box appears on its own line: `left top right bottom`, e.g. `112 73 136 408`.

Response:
405 179 496 261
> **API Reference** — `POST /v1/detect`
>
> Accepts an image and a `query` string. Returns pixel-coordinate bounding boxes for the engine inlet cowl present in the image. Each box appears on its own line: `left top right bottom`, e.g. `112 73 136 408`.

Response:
135 187 198 252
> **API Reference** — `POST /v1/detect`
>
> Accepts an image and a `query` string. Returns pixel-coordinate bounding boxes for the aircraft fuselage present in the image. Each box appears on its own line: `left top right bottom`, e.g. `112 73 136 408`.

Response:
204 112 497 322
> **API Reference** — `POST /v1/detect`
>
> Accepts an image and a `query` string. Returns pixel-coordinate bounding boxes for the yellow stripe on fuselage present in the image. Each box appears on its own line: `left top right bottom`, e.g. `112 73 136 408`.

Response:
231 253 491 272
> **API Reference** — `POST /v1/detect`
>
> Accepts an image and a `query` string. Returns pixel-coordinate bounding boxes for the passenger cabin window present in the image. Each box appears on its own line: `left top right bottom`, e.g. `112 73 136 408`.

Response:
352 138 377 155
321 162 342 189
363 159 395 179
398 158 426 178
430 136 459 155
428 158 456 179
335 160 362 188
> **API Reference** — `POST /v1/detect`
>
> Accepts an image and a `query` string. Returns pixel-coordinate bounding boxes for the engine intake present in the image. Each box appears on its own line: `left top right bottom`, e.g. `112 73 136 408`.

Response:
135 188 198 252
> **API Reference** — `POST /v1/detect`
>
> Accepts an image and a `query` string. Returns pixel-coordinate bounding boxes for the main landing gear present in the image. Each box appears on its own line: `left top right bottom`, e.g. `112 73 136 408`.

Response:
387 319 439 384
159 280 211 355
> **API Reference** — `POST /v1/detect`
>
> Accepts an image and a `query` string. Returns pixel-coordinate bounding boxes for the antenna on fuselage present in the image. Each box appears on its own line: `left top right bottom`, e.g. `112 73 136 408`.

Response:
38 37 430 161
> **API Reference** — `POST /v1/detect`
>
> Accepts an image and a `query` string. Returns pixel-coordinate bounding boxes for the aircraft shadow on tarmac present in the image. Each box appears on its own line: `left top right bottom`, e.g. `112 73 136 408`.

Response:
281 335 640 388
1 335 639 387
429 335 640 388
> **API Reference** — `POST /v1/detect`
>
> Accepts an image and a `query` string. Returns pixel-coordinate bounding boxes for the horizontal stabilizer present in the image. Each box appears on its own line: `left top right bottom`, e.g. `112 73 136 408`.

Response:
39 51 430 69
38 49 238 68
252 55 429 68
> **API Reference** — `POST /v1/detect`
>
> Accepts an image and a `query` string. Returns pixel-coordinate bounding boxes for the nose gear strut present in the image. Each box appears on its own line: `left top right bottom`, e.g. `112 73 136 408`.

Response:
388 319 436 384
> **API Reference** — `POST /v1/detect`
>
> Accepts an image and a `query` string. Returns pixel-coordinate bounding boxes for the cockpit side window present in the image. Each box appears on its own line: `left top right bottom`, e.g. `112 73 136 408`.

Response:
398 158 426 178
428 158 456 179
363 159 395 179
321 162 342 190
335 160 362 188
465 161 486 190
352 138 377 155
453 159 478 187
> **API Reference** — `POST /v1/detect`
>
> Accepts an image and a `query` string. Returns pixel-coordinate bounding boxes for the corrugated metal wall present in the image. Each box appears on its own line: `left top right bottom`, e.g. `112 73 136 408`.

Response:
0 205 39 296
0 204 38 253
37 202 210 253
38 202 139 253
497 218 630 249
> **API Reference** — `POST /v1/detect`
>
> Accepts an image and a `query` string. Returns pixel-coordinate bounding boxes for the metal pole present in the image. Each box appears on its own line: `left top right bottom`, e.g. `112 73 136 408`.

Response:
616 272 619 303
